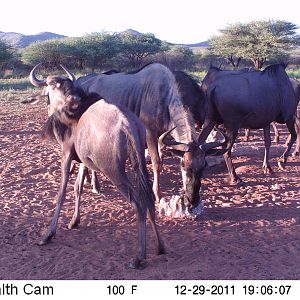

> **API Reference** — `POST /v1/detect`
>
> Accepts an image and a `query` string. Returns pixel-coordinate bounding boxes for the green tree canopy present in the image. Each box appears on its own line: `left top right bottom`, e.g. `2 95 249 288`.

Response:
117 32 165 68
22 39 70 68
159 45 195 70
209 20 300 69
79 32 120 71
0 39 15 69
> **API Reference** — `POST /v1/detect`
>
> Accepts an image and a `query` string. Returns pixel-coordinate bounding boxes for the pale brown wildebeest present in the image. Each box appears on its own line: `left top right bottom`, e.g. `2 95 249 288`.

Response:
29 68 165 269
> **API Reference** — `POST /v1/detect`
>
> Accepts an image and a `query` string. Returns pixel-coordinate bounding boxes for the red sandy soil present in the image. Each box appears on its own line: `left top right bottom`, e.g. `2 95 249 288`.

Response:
0 99 300 280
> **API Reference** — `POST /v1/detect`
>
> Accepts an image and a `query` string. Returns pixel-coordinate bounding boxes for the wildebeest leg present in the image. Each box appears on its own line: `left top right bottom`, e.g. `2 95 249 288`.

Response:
262 125 272 174
147 208 165 255
84 169 92 184
39 152 72 245
244 128 250 141
130 201 147 269
84 169 101 193
285 134 291 147
70 161 77 174
68 163 87 229
271 122 279 143
278 119 297 170
292 114 300 156
91 170 101 194
223 128 241 184
146 131 161 203
105 170 147 269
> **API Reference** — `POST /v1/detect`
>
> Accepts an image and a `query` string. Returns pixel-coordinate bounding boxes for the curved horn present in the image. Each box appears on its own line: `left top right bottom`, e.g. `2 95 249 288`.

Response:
60 64 76 81
29 63 47 87
158 127 189 152
200 127 228 152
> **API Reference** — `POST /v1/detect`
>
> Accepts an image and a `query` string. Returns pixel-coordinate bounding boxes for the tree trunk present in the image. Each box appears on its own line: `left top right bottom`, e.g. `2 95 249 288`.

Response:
252 57 266 70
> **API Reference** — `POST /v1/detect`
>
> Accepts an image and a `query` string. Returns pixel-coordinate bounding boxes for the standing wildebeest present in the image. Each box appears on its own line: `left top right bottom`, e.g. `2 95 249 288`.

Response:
32 63 226 214
30 72 165 269
201 66 280 143
287 78 300 155
199 64 298 184
242 78 300 145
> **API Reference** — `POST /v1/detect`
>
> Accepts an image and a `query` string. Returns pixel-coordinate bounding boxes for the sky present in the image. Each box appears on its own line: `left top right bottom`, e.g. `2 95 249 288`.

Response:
1 0 300 44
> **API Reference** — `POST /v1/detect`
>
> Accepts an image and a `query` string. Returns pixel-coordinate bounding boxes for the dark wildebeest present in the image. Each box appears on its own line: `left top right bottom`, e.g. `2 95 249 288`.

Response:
201 66 280 143
199 64 298 184
37 63 226 214
284 78 300 155
243 78 300 145
29 72 165 269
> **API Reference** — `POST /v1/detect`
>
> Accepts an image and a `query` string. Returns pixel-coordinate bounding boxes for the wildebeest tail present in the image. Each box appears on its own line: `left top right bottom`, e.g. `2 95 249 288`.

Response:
123 123 156 214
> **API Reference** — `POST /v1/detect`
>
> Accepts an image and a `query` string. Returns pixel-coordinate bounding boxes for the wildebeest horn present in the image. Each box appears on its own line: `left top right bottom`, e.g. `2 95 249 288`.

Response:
29 63 47 87
200 127 228 152
60 64 76 82
159 127 189 152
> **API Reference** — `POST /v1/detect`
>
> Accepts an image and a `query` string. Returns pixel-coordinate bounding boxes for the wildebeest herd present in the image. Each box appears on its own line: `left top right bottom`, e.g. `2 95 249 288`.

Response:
28 62 300 269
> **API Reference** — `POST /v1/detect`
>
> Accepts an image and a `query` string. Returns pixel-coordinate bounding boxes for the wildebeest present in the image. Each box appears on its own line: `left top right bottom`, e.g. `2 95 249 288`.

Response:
243 78 300 145
29 71 165 269
202 66 280 143
288 78 300 155
33 63 226 214
199 64 298 183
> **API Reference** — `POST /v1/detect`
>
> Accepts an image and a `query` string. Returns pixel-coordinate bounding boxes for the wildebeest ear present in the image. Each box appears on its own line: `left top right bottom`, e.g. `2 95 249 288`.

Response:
205 148 228 156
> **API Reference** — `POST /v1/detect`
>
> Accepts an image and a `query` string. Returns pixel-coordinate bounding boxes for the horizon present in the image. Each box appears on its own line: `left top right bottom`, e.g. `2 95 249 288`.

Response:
2 0 300 44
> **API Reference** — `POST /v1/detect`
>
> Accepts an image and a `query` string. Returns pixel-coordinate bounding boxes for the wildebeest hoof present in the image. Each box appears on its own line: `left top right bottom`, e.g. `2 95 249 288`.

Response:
277 161 285 171
156 244 166 255
230 177 243 186
263 167 273 174
292 151 299 157
38 235 53 246
92 188 101 194
128 258 145 270
68 221 80 230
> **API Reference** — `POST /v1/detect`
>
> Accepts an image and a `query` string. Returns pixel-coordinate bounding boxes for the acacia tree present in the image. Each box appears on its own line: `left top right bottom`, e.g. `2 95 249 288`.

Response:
0 39 14 69
118 32 165 68
209 20 300 69
80 32 120 71
158 45 195 70
22 33 120 71
22 39 70 68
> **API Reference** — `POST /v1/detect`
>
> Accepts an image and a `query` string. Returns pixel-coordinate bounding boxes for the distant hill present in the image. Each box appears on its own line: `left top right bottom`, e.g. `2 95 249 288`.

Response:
121 29 208 48
184 41 209 48
121 29 142 36
0 31 66 48
0 29 208 49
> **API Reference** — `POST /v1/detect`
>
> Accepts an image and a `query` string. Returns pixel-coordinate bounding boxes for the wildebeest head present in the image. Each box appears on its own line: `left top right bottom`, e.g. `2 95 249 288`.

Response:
159 127 228 212
29 64 82 117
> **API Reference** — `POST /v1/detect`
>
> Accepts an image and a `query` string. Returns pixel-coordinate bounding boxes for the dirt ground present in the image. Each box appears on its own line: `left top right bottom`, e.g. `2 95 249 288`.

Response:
1 98 300 280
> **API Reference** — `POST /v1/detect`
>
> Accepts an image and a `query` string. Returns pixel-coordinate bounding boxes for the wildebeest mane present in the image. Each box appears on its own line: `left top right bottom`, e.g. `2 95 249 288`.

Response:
126 62 160 74
174 71 201 93
102 69 120 75
262 63 288 76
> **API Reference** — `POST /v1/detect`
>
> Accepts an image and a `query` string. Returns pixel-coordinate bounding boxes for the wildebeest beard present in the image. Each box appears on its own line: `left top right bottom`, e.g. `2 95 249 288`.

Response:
41 112 72 143
42 85 100 143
